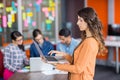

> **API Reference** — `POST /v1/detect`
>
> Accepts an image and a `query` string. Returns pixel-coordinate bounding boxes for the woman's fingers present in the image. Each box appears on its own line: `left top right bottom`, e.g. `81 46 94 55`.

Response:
48 50 64 56
48 50 54 55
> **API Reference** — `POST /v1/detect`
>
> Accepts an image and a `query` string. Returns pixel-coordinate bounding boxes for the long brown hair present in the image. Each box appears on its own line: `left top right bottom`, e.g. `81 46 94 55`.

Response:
77 7 106 54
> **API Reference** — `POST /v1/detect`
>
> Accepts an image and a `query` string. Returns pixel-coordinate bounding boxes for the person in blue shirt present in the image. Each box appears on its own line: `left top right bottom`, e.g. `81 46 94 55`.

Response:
56 28 80 56
30 29 54 57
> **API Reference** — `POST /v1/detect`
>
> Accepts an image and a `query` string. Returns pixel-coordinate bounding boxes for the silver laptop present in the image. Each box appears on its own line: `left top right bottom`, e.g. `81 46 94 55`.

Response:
33 40 64 63
30 57 54 72
45 55 69 64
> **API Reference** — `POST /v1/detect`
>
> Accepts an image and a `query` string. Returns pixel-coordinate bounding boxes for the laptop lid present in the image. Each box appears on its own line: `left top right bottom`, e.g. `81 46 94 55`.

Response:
33 40 58 63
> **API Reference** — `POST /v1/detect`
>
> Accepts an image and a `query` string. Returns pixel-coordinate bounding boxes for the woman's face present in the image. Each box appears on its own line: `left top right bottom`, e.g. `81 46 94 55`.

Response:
15 36 23 45
35 34 44 44
77 16 88 31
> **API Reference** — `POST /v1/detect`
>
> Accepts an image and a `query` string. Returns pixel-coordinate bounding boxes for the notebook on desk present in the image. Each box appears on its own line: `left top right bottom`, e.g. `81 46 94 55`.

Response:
30 57 54 72
30 57 68 74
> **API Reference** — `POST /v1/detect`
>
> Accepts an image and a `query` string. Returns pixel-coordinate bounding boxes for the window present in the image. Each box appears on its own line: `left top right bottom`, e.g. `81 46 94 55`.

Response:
0 0 61 47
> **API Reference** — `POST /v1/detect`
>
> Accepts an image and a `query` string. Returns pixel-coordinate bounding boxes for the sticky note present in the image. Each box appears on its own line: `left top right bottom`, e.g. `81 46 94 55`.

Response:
26 8 31 12
29 3 32 7
42 7 48 12
21 6 24 10
9 7 13 11
46 24 51 31
36 0 43 5
36 4 40 12
49 16 54 21
27 17 31 24
27 12 33 17
15 3 18 6
6 7 12 12
52 10 55 17
45 12 49 17
24 20 28 27
51 7 55 11
49 2 55 7
0 3 4 8
45 19 52 24
13 8 17 13
32 21 36 27
22 12 26 20
2 16 7 28
0 27 2 32
6 7 9 12
11 1 15 8
8 14 12 22
11 10 15 14
7 22 12 28
12 14 15 22
48 7 51 12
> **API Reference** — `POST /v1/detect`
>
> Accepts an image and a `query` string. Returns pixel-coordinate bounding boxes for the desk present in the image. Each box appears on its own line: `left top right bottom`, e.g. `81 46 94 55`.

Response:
9 72 68 80
105 40 120 73
4 39 119 74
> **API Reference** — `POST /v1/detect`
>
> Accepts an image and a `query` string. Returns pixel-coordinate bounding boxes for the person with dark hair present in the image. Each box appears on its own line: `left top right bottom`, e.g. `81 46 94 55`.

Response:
56 28 79 55
3 31 29 80
49 7 107 80
30 29 54 57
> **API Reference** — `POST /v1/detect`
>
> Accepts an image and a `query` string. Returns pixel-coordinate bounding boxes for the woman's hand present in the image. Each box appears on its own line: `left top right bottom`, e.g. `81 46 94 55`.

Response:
41 56 47 63
48 50 60 55
48 50 66 56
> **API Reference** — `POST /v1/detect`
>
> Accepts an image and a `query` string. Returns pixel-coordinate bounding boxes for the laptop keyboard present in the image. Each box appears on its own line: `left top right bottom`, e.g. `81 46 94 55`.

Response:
45 56 58 61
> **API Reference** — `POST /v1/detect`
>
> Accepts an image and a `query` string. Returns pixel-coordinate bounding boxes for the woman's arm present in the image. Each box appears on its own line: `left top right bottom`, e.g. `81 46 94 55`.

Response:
48 50 72 63
56 40 98 74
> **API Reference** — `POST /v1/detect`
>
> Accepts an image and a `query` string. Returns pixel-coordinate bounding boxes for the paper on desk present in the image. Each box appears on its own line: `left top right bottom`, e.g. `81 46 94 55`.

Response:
42 69 68 75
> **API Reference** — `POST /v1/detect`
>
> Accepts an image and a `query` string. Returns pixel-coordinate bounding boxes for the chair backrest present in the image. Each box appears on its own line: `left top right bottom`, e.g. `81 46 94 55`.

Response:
0 50 4 77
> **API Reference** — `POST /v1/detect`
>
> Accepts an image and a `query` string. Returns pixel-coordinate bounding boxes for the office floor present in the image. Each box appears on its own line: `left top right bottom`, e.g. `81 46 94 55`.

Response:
94 65 120 80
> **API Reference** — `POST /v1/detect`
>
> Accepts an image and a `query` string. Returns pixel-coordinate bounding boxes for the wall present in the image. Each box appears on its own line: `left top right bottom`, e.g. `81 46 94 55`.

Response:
87 0 108 38
65 0 84 38
114 0 120 62
87 0 120 65
87 0 108 60
115 0 120 24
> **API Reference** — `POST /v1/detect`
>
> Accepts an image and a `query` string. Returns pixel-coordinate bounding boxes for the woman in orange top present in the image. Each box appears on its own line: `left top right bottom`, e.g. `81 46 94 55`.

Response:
49 7 106 80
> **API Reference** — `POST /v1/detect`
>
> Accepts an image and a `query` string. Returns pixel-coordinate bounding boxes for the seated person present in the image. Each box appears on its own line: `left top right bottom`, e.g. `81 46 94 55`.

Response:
0 50 4 78
30 29 54 57
56 28 80 55
3 31 29 80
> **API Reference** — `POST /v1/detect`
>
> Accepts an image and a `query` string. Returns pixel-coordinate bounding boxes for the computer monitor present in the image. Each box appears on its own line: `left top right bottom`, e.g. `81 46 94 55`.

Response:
107 24 120 40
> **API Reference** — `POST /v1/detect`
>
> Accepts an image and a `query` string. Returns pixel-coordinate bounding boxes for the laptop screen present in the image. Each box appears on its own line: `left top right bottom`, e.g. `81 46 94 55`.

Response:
33 40 58 62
